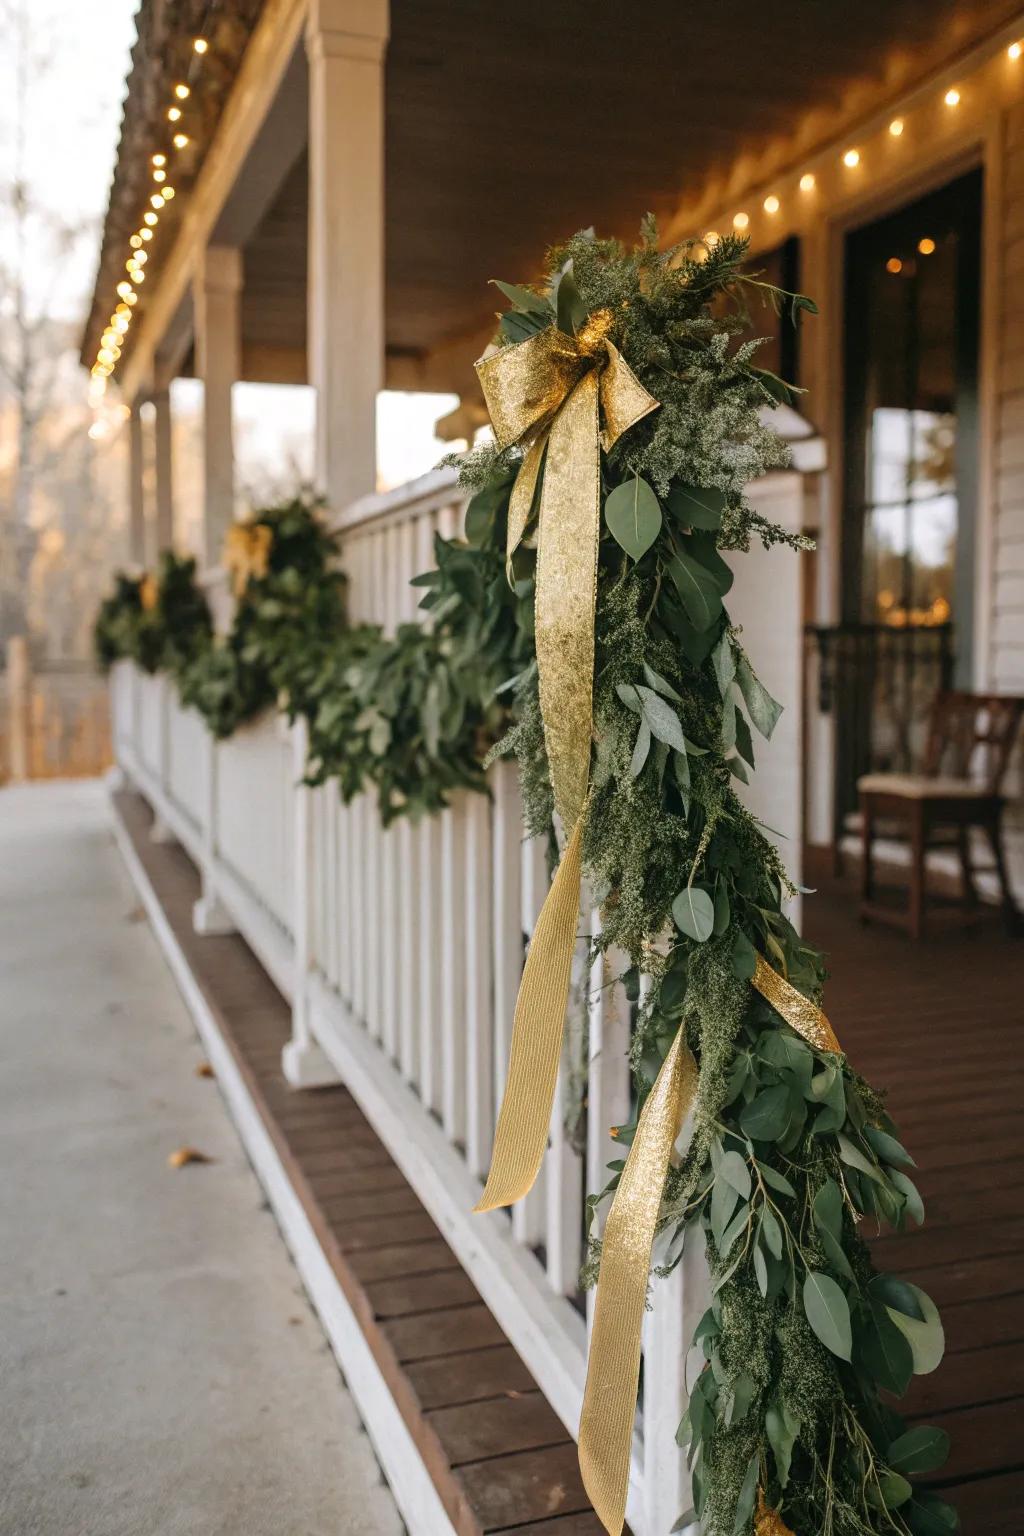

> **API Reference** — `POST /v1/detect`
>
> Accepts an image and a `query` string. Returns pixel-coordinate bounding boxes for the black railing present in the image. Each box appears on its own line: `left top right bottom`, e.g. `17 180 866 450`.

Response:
804 622 955 848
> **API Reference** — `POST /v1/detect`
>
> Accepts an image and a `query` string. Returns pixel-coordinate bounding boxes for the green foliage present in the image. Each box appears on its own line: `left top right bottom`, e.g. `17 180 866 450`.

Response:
93 552 211 677
451 223 956 1536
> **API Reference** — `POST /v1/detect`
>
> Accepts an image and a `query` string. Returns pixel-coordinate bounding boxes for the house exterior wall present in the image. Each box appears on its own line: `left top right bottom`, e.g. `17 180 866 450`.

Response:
992 99 1024 695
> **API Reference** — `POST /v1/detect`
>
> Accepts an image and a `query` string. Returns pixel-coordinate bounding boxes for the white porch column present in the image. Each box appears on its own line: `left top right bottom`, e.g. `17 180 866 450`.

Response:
193 246 242 568
127 404 146 566
305 0 389 508
283 0 389 1091
152 386 175 553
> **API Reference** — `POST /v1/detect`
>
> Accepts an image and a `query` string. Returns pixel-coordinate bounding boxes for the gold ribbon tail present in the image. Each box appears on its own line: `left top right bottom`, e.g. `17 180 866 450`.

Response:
579 1027 699 1536
474 819 584 1212
752 955 840 1053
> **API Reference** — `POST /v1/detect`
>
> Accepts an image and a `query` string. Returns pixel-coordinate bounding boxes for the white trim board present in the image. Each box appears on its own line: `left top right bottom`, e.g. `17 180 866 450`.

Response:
108 793 459 1536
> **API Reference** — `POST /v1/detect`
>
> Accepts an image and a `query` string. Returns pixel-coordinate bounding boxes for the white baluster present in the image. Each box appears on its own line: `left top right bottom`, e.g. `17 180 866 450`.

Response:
464 789 494 1178
440 797 466 1146
397 815 417 1082
283 717 338 1087
417 812 443 1113
585 923 632 1332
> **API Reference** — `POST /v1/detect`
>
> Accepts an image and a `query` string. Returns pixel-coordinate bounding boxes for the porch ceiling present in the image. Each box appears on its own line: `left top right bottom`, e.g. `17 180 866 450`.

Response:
236 0 1020 392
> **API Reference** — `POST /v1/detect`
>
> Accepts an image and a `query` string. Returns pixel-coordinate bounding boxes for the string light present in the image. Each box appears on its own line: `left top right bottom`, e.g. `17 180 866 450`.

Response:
842 148 860 168
886 257 903 274
139 227 153 241
144 210 158 226
153 167 166 182
889 118 904 137
944 87 961 106
704 230 720 246
151 153 166 167
167 105 182 122
799 173 815 192
762 194 780 214
918 237 936 255
193 36 208 54
161 186 175 200
150 192 165 209
172 132 189 149
1010 41 1022 60
130 234 142 248
733 210 749 230
173 82 190 100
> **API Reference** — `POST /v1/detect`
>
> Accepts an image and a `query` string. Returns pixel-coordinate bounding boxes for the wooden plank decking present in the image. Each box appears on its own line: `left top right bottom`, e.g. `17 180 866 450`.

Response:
804 866 1024 1530
115 788 1023 1534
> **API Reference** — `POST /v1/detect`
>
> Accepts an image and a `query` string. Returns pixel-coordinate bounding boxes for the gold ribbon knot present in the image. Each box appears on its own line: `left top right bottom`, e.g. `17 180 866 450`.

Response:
473 313 659 1215
223 521 273 597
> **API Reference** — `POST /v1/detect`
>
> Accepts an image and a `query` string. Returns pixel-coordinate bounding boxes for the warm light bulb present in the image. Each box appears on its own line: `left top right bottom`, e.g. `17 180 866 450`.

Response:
130 234 142 248
144 211 158 226
113 315 129 333
115 302 131 317
125 291 138 305
140 227 153 241
799 172 815 192
161 186 175 200
703 231 720 247
762 195 780 215
1010 41 1022 60
172 132 189 149
134 249 148 264
153 167 166 182
167 105 182 122
116 280 133 298
97 348 115 365
889 118 904 137
842 148 860 168
918 236 936 255
886 257 903 274
150 193 165 209
193 36 208 53
174 82 190 100
944 87 960 107
733 211 750 230
152 152 166 167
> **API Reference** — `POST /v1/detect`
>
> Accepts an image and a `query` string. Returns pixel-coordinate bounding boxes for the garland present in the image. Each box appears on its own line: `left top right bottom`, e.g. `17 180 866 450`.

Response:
94 224 958 1536
459 226 957 1536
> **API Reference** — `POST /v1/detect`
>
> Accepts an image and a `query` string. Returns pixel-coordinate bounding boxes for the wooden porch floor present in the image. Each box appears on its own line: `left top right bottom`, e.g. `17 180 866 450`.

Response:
116 786 1022 1535
804 867 1024 1531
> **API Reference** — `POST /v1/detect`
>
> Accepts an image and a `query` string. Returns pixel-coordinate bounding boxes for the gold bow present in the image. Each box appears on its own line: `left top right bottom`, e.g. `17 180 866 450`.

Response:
579 959 840 1536
223 521 273 597
139 574 158 613
473 311 660 1215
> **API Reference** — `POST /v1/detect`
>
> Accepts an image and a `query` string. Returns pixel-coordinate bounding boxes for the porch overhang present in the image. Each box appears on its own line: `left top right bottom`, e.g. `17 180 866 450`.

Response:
81 0 1024 400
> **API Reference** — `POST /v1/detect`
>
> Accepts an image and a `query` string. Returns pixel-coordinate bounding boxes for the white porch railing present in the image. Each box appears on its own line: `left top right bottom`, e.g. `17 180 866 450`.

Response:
110 468 710 1536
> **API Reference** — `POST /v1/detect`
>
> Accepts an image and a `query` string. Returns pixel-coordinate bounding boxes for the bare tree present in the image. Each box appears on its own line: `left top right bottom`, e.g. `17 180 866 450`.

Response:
0 1 93 645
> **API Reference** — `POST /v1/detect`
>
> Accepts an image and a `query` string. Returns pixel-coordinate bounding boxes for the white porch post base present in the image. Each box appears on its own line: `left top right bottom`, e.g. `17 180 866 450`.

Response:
150 814 176 845
282 1036 342 1089
192 888 236 936
105 764 128 793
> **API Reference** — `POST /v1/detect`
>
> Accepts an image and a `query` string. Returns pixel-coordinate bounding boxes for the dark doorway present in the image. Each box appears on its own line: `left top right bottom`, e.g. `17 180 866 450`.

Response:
842 168 981 678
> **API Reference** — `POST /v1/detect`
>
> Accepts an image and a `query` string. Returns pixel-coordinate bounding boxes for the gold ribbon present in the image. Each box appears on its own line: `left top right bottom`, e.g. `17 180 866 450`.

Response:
223 521 273 597
473 313 659 1214
580 966 839 1536
756 1489 796 1536
139 574 158 613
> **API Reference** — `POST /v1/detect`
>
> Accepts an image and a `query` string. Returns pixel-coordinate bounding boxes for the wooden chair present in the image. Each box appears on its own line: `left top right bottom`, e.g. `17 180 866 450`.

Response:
858 691 1023 938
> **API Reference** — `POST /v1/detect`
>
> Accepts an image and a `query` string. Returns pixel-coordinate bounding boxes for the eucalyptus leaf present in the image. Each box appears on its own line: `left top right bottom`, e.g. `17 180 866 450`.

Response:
668 548 723 632
635 685 688 752
719 1150 751 1201
605 476 663 560
630 718 652 779
886 1284 945 1374
491 278 551 316
735 652 783 739
666 483 727 531
887 1425 950 1477
731 928 758 981
711 632 736 698
732 1454 759 1536
672 885 715 943
802 1271 852 1360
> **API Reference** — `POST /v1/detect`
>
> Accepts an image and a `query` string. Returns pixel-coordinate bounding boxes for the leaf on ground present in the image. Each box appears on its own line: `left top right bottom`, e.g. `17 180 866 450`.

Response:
167 1146 214 1169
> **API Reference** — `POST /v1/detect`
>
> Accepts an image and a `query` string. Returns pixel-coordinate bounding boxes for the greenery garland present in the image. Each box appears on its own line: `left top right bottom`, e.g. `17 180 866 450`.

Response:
94 221 958 1536
454 225 957 1536
95 550 212 677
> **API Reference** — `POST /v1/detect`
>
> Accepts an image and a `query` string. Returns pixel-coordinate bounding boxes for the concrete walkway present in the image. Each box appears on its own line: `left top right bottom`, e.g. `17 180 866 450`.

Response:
0 780 403 1536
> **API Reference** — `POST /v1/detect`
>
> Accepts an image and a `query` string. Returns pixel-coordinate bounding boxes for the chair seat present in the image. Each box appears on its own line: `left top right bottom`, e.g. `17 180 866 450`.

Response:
858 773 989 800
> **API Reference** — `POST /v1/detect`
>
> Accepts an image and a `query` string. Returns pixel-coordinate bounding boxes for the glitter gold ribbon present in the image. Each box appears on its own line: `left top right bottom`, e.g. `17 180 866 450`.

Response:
756 1489 797 1536
580 969 839 1536
223 521 273 597
473 314 659 1214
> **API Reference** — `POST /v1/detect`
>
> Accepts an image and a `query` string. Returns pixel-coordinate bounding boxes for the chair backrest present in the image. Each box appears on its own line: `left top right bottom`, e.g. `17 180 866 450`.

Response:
922 691 1024 794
